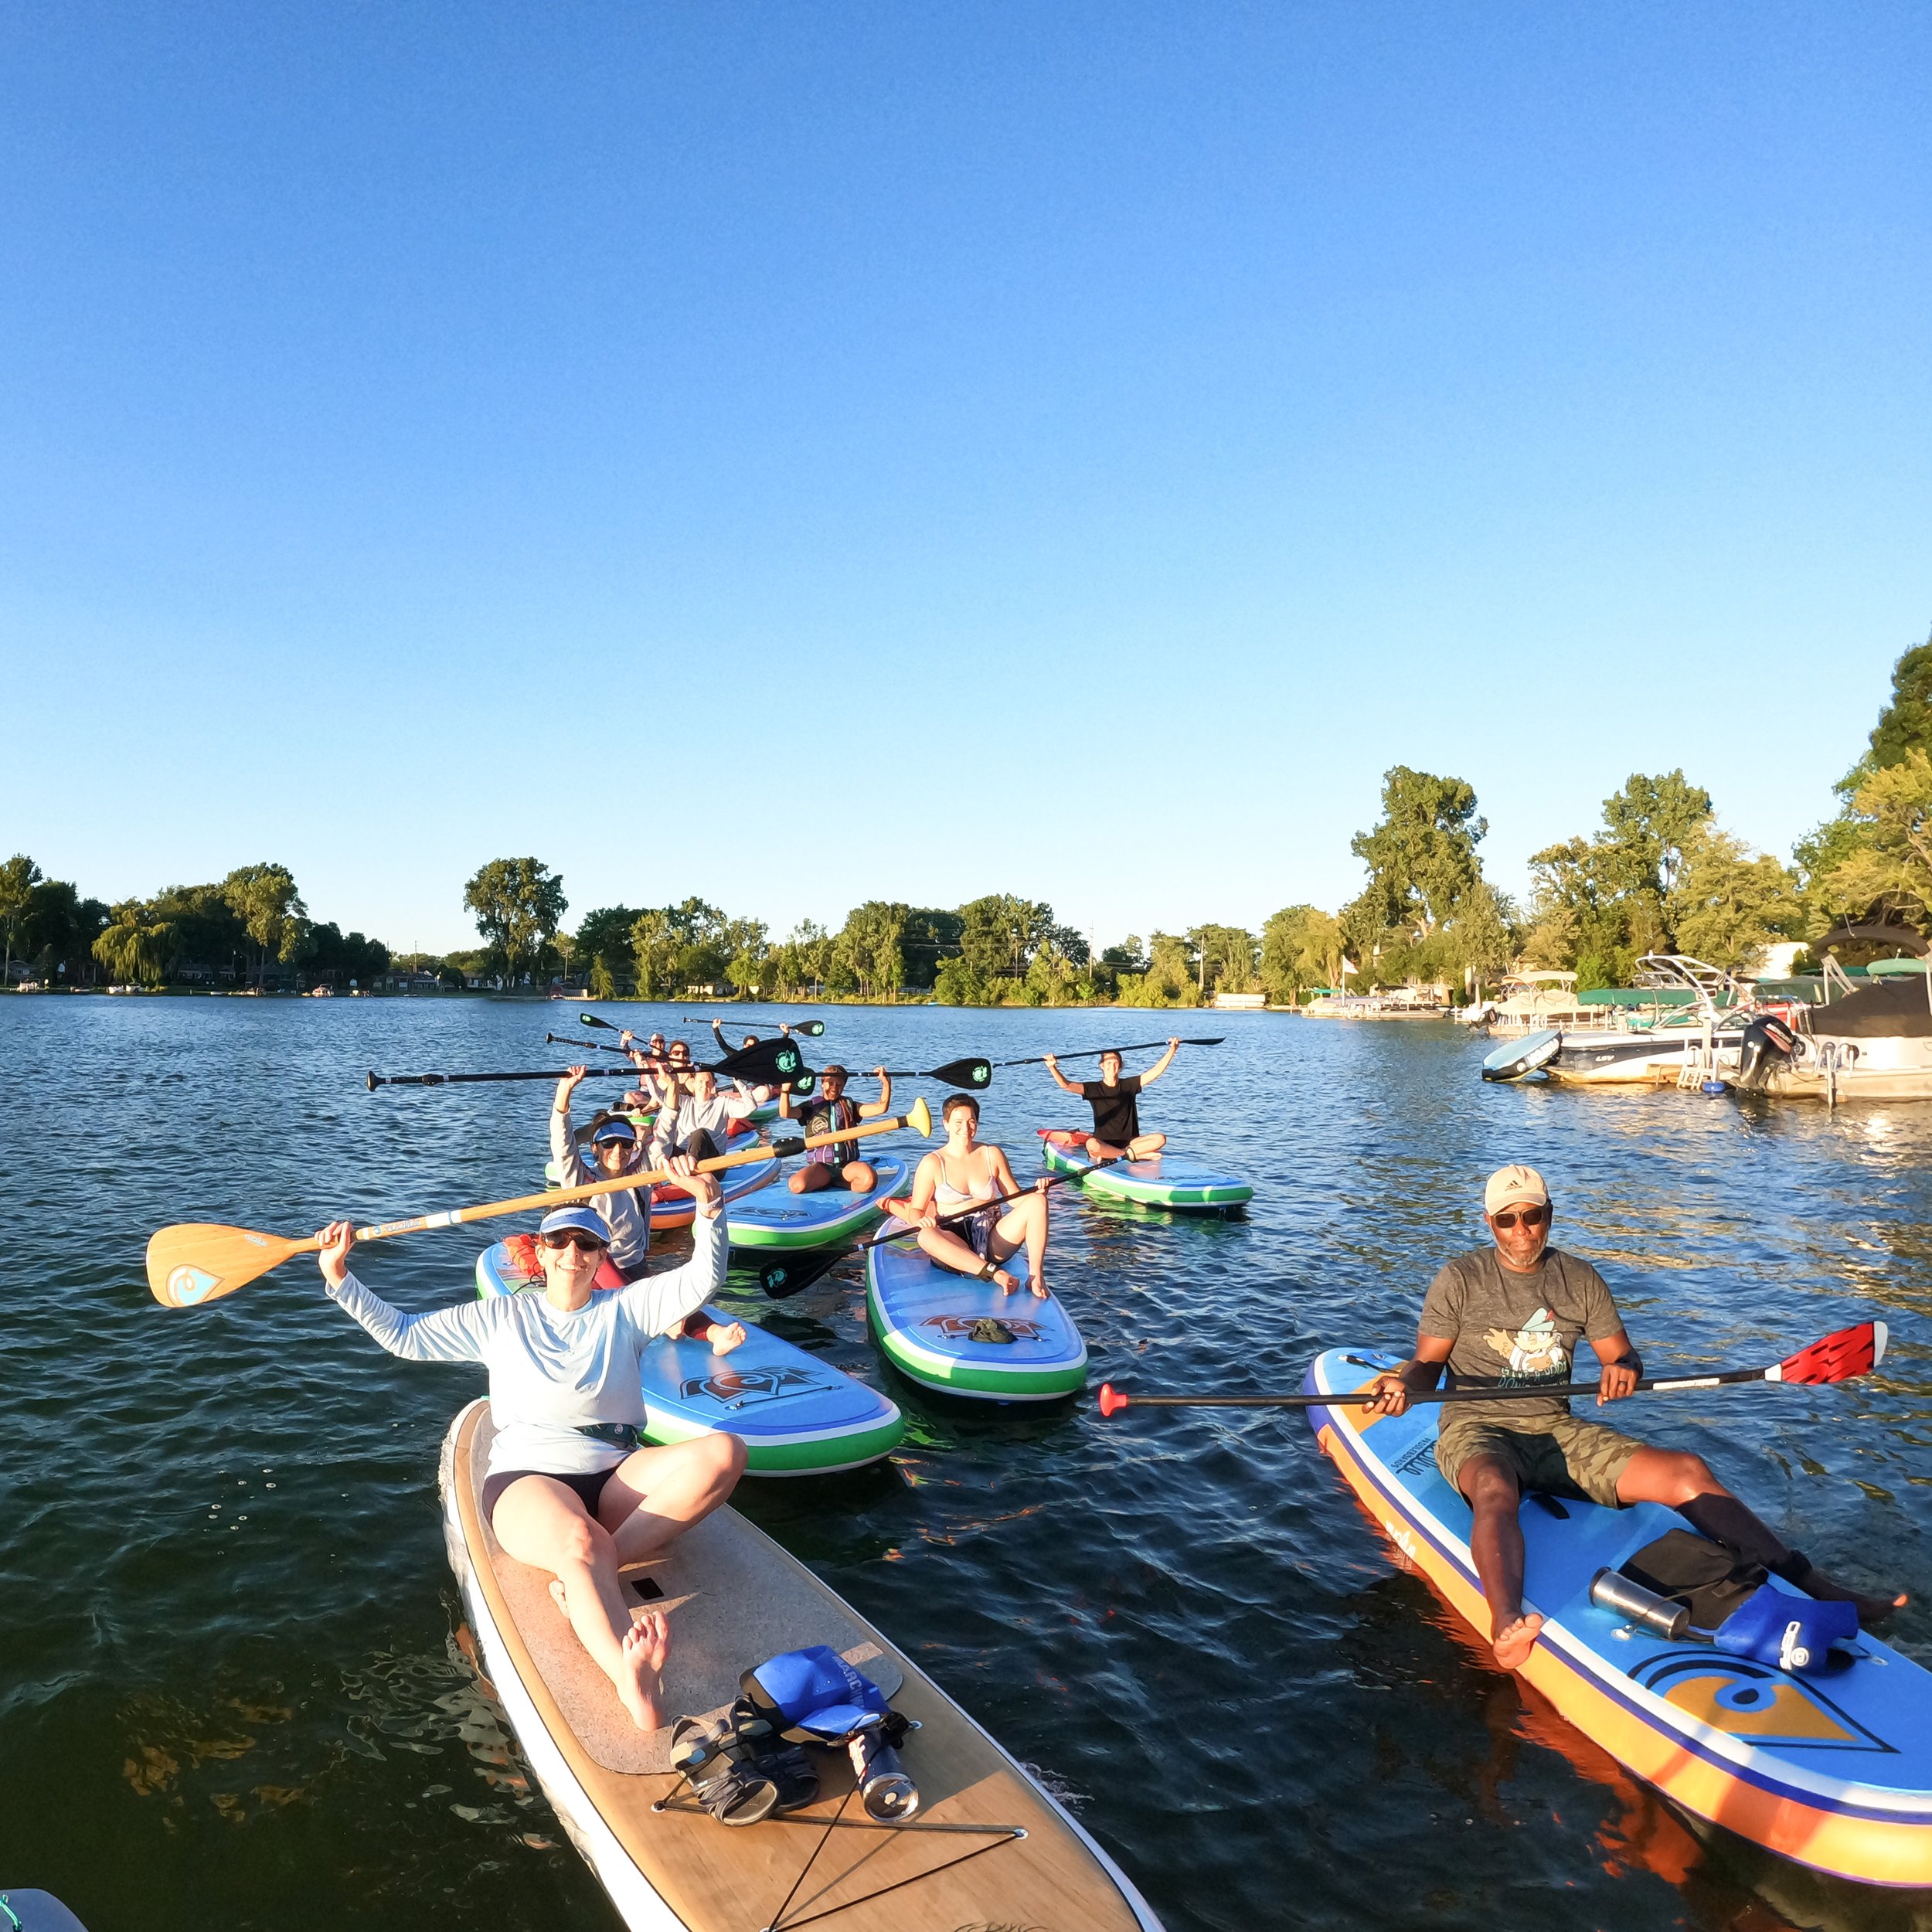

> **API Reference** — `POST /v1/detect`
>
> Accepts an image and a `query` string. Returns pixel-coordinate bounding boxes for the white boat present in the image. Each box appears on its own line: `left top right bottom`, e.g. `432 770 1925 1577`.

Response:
1733 959 1932 1103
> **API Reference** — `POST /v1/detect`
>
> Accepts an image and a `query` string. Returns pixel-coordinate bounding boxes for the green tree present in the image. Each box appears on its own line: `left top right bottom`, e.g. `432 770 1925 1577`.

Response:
222 863 311 987
1814 750 1932 932
0 854 43 985
1185 923 1257 998
1668 831 1801 971
1116 932 1199 1007
464 858 566 986
93 900 179 986
574 906 644 993
1260 905 1344 1001
725 917 769 998
1442 879 1517 992
1349 767 1487 938
629 909 679 998
304 923 391 988
903 908 964 990
20 879 109 985
958 895 1054 980
833 902 910 1001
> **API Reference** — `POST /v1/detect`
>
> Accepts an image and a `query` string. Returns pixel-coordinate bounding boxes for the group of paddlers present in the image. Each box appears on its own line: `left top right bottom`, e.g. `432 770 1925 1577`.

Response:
310 1032 1191 1730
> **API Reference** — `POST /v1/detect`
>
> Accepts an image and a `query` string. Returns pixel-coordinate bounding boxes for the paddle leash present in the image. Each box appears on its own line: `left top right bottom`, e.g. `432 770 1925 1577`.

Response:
145 1100 936 1308
1096 1322 1889 1417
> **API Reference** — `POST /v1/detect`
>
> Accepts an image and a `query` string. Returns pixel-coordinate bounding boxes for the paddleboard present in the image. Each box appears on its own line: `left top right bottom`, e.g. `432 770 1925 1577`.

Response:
1481 1027 1562 1082
0 1894 88 1931
1304 1345 1932 1886
1039 1138 1253 1212
439 1400 1162 1932
865 1221 1087 1402
725 1154 912 1251
474 1242 903 1475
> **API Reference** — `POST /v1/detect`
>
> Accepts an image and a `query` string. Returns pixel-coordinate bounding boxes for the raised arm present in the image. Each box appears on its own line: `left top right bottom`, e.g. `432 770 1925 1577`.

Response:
1138 1039 1182 1087
550 1066 588 1172
1042 1054 1083 1097
316 1221 492 1366
616 1172 728 1336
856 1067 893 1118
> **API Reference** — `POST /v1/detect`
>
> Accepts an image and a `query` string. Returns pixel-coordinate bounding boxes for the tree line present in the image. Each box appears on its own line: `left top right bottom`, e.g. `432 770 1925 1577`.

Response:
12 628 1928 1002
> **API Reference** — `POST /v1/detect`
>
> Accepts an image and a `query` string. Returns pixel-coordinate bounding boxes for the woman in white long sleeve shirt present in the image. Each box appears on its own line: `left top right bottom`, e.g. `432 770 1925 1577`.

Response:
315 1179 746 1733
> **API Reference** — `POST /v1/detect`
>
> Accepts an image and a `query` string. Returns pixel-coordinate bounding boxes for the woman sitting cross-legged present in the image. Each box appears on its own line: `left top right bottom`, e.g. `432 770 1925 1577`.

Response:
882 1092 1051 1299
315 1175 747 1733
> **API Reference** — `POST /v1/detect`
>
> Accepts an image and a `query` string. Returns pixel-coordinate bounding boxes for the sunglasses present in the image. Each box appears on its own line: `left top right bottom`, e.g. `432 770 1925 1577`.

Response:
541 1232 607 1254
1491 1204 1549 1231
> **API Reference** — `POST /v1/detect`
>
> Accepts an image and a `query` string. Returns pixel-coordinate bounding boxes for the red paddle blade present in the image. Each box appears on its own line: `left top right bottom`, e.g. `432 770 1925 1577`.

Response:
1097 1383 1130 1418
1770 1321 1887 1385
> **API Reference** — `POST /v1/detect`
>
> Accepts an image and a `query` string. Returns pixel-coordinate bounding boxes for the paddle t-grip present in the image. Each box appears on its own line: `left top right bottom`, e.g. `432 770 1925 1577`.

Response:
1097 1384 1129 1418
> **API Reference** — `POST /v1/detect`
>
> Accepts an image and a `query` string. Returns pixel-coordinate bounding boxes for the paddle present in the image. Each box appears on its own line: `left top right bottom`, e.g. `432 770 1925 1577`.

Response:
872 1056 994 1090
997 1037 1224 1069
367 1036 810 1093
145 1099 937 1307
755 1164 1093 1298
544 1032 632 1056
687 1015 827 1038
1095 1321 1889 1417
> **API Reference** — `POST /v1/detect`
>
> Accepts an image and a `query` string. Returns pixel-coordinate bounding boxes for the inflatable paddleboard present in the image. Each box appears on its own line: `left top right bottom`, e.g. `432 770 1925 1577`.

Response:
475 1242 902 1475
725 1154 912 1251
865 1222 1087 1402
1039 1138 1253 1212
0 1894 87 1931
440 1400 1162 1932
1481 1027 1562 1082
1304 1346 1932 1886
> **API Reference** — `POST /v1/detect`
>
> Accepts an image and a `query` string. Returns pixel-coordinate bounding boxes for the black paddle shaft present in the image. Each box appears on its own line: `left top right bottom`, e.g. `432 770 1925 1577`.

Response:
1117 1367 1777 1411
998 1037 1224 1069
369 1036 811 1092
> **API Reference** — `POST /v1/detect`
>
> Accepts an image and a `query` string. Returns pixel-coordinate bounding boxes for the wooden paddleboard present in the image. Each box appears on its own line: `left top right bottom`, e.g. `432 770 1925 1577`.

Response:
1305 1346 1932 1886
440 1400 1161 1931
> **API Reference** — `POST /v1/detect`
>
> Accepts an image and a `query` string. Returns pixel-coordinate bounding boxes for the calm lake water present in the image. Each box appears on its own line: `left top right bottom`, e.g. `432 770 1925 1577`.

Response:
4 995 1931 1931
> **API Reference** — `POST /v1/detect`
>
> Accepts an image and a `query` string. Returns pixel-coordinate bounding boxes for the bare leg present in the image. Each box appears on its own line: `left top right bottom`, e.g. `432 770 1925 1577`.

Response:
1085 1138 1130 1162
492 1477 669 1730
1456 1455 1543 1670
841 1159 876 1193
914 1226 1019 1292
790 1162 834 1195
990 1193 1049 1298
1126 1131 1166 1159
598 1433 747 1569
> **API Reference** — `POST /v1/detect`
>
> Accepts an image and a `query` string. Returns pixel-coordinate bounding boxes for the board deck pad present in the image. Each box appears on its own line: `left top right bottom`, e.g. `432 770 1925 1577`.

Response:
462 1409 898 1774
1040 1138 1253 1209
1304 1345 1932 1886
725 1153 911 1249
474 1241 903 1475
866 1223 1087 1401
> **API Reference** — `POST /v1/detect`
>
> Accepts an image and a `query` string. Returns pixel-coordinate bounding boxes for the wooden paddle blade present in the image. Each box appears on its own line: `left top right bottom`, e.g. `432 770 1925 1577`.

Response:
928 1057 993 1090
145 1223 311 1307
1771 1321 1886 1385
907 1095 933 1138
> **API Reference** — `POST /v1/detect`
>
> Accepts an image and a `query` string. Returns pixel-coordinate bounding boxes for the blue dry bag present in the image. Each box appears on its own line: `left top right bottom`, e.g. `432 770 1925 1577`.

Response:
1715 1584 1859 1675
740 1646 893 1742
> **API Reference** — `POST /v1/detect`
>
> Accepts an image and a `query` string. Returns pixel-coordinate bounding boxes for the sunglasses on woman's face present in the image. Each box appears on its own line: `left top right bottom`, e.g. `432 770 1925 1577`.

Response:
1491 1204 1549 1231
542 1232 607 1254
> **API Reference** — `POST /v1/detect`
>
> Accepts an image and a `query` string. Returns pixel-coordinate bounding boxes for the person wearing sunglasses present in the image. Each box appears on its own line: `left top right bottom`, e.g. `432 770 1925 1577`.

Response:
313 1189 743 1736
551 1066 658 1277
1366 1162 1901 1674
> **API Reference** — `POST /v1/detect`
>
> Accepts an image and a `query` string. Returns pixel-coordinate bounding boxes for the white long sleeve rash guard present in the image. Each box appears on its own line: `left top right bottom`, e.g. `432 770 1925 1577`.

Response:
325 1213 727 1478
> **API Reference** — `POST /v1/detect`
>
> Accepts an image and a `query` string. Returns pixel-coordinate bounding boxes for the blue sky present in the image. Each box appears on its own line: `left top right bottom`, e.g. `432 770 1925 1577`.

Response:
3 3 1927 955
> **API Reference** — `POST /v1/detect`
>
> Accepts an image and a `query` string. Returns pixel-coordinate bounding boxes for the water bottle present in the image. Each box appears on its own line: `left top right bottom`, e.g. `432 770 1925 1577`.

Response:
1590 1566 1690 1639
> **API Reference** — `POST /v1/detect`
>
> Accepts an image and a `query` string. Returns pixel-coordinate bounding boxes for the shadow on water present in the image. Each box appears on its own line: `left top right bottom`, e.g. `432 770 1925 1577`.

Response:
4 998 1932 1928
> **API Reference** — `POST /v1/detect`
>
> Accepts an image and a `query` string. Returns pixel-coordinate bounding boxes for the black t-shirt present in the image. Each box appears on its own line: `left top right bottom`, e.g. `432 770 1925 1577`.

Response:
1080 1074 1143 1145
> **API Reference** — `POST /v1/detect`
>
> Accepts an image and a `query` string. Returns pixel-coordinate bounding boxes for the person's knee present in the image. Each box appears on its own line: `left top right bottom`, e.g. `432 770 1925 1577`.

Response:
1660 1452 1718 1506
700 1431 748 1482
553 1514 604 1572
845 1162 876 1192
787 1171 808 1193
1460 1460 1519 1513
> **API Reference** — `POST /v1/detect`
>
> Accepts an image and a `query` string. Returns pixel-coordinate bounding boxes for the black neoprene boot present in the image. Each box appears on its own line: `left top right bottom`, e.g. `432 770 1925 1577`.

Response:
1677 1492 1792 1575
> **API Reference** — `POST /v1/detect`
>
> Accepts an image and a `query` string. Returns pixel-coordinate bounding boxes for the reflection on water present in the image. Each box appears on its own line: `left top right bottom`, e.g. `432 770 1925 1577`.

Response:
2 998 1930 1929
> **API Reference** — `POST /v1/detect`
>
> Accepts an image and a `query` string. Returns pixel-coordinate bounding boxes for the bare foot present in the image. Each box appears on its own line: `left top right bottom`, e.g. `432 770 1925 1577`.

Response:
616 1609 670 1732
707 1320 747 1356
1492 1611 1543 1671
994 1269 1022 1294
1029 1276 1049 1301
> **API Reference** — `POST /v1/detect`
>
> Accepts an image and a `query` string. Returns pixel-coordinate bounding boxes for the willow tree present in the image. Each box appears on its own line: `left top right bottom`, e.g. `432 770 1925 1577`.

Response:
92 900 178 986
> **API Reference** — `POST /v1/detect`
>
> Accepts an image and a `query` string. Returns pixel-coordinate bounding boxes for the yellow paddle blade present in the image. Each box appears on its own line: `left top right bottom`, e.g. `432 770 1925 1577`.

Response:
145 1223 313 1308
908 1095 933 1138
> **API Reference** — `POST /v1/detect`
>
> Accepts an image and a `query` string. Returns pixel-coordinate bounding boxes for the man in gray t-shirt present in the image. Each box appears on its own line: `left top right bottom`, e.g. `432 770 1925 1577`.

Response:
1369 1162 1900 1674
